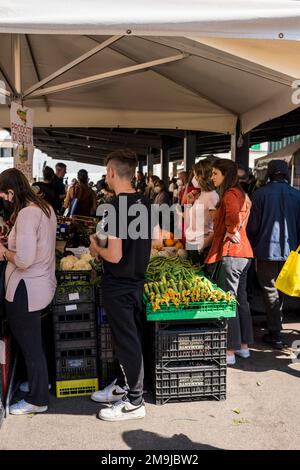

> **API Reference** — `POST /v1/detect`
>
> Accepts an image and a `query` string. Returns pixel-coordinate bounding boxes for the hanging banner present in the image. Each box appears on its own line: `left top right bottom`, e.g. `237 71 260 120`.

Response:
13 145 34 183
10 102 34 146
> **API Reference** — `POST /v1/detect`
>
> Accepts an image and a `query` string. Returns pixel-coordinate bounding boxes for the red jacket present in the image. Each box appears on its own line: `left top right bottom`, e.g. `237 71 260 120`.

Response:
205 187 253 264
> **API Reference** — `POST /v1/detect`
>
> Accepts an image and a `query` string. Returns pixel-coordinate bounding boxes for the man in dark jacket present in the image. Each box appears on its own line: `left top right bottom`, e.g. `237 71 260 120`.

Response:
247 160 300 349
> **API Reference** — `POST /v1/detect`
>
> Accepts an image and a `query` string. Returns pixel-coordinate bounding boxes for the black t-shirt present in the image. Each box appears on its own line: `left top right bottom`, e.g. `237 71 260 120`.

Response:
52 175 66 211
32 182 56 207
101 192 152 295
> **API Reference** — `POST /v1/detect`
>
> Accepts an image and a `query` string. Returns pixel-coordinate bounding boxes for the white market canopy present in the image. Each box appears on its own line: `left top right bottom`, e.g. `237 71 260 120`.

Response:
0 0 300 135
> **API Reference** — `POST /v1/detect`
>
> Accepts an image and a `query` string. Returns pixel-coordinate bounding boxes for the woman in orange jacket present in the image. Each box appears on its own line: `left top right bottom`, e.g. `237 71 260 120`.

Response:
205 159 254 365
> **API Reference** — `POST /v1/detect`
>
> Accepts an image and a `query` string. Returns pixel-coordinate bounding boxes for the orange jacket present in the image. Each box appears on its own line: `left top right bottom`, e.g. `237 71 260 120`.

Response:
205 187 253 264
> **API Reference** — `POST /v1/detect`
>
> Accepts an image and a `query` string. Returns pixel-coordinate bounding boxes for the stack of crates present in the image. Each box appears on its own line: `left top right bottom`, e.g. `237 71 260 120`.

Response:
53 270 98 397
96 305 119 388
148 319 227 405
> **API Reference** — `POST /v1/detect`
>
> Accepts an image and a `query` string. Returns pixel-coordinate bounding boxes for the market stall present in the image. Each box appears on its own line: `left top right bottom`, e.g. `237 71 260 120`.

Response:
46 220 237 404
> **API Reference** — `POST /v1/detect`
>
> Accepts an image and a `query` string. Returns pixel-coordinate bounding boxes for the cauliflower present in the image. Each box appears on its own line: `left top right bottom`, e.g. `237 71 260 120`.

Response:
72 259 92 271
80 253 93 262
60 255 77 271
151 248 159 257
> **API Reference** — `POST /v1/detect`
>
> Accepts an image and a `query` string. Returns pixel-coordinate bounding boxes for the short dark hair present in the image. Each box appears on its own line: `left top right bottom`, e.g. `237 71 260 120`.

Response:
43 166 55 182
78 169 88 184
55 162 67 170
105 149 137 180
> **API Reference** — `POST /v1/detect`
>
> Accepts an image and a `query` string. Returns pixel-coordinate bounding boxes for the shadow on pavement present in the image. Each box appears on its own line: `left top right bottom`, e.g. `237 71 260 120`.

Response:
122 429 221 450
230 324 300 378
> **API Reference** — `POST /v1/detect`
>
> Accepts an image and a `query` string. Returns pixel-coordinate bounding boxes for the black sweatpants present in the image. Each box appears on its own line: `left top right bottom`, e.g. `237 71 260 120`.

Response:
256 260 285 335
5 280 49 406
103 288 144 406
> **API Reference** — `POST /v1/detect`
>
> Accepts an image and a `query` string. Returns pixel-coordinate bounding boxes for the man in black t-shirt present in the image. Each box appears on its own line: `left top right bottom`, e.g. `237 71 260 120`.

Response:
89 149 151 422
52 162 67 213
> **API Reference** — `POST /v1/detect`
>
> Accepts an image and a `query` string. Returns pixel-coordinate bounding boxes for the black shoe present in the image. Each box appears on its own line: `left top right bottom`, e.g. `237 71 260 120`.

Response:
262 333 283 350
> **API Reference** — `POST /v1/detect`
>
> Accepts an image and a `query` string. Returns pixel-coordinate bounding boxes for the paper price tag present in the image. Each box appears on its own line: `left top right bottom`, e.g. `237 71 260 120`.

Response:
65 304 77 312
69 293 80 301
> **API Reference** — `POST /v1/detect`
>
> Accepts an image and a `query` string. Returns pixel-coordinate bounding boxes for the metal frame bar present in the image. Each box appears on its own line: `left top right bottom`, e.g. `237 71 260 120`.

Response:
13 34 21 95
26 53 187 98
104 39 236 116
23 35 123 97
0 63 16 95
141 36 294 87
25 34 50 112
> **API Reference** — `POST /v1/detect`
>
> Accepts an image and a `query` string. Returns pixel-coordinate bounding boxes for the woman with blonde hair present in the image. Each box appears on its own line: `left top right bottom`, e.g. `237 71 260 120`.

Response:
185 159 219 265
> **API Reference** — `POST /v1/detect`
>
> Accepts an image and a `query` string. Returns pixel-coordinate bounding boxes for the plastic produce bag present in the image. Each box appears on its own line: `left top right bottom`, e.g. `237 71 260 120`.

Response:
275 246 300 297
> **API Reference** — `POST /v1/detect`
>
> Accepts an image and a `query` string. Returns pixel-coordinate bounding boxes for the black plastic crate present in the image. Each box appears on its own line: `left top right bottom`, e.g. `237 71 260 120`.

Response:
56 270 91 284
97 324 115 361
95 285 103 307
154 362 226 405
55 338 97 359
97 306 108 325
99 359 119 388
55 328 96 343
54 320 96 343
56 356 98 380
154 324 227 364
53 302 95 324
54 284 94 305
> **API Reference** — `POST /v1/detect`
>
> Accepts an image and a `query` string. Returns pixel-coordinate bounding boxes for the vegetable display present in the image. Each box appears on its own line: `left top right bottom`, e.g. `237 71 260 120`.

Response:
144 256 235 311
60 253 93 271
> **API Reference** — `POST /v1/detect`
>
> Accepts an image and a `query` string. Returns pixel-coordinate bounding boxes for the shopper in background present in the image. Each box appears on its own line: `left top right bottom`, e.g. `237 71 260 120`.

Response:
205 159 254 365
135 171 147 194
247 159 300 349
0 168 56 415
32 166 56 208
177 170 195 205
96 175 106 193
185 159 219 265
64 169 97 217
90 149 151 422
153 179 171 207
145 175 159 203
52 162 67 214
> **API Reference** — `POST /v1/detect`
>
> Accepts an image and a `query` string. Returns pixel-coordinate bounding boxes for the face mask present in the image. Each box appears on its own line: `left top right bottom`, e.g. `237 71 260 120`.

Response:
192 176 200 189
154 187 161 193
2 199 14 214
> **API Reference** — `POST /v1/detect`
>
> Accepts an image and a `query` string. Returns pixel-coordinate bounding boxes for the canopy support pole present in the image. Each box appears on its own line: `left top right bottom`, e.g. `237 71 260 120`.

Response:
183 131 196 171
231 118 250 168
147 146 154 176
161 137 170 186
13 34 22 97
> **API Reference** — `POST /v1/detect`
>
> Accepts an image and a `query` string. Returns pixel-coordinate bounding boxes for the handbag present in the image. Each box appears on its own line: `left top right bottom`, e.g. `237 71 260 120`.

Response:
275 246 300 297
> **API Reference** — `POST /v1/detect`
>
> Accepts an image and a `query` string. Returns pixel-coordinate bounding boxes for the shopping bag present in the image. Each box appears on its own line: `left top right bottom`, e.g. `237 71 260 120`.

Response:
275 246 300 297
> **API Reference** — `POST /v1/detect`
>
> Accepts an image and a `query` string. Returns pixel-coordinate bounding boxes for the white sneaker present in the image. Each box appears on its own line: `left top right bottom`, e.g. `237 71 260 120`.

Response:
235 348 250 359
98 397 146 422
91 379 127 403
19 382 52 393
226 354 236 365
9 399 48 415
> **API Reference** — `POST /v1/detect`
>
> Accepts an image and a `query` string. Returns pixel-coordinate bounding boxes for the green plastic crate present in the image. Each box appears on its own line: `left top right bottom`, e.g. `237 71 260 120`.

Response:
144 295 236 321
